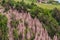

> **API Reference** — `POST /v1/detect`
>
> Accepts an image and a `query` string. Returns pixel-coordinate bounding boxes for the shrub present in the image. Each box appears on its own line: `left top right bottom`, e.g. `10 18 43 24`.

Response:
0 14 8 40
37 10 59 38
8 0 16 8
11 20 19 28
15 1 27 12
52 8 60 25
13 28 18 40
1 0 6 6
52 8 60 39
15 2 22 12
30 5 43 18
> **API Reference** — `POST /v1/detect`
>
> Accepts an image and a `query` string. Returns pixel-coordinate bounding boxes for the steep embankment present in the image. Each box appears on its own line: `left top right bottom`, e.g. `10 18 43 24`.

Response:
0 8 58 40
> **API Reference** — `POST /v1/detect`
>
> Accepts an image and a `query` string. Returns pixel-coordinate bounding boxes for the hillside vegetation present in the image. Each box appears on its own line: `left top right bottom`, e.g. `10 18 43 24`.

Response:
0 0 60 40
37 3 60 10
14 0 60 10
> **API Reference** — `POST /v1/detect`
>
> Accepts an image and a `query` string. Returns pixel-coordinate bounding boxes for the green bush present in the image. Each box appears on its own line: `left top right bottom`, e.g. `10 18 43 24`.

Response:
29 5 43 18
1 0 6 6
15 2 22 11
13 28 18 40
37 9 59 38
0 14 8 40
52 8 60 25
11 20 19 28
52 8 60 39
15 1 28 12
8 0 16 8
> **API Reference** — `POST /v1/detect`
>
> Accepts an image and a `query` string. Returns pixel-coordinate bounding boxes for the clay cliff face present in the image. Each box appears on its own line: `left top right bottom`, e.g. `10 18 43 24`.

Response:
0 9 58 40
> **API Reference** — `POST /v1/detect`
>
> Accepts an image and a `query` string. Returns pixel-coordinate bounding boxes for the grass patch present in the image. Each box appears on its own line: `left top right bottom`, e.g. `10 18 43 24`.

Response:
36 3 60 10
14 0 60 10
